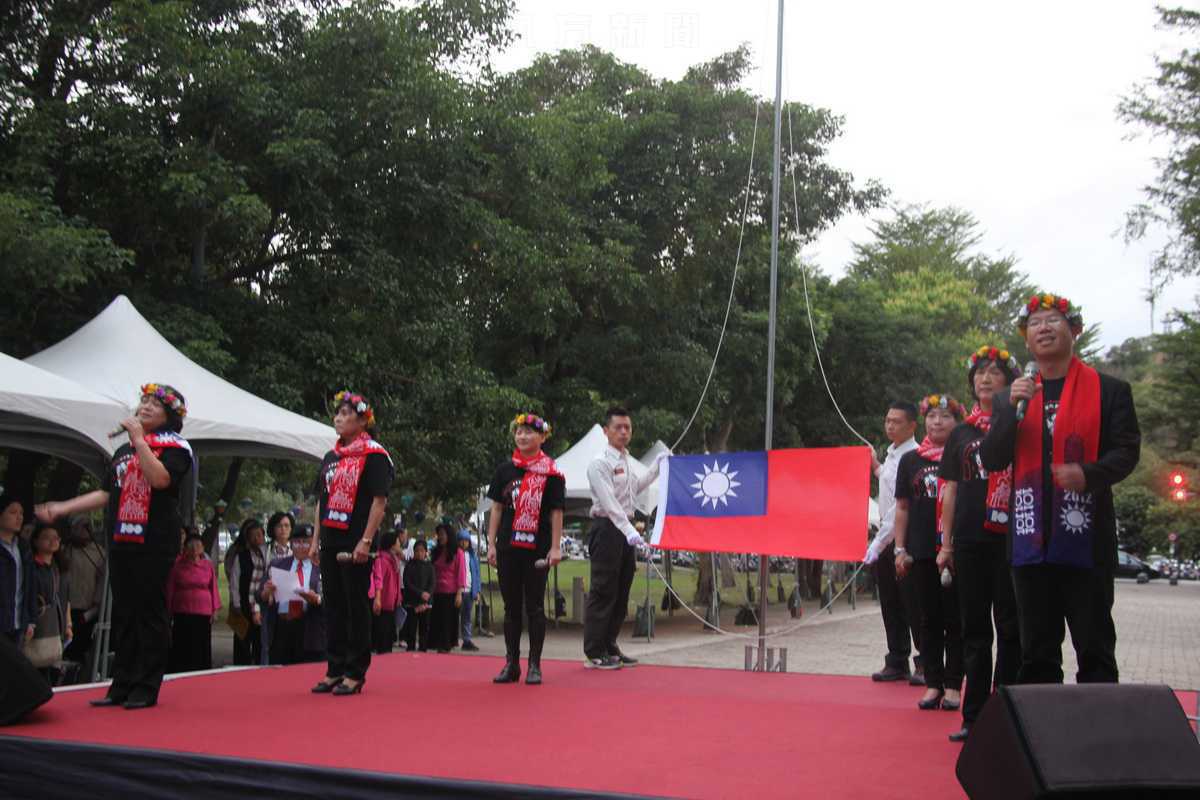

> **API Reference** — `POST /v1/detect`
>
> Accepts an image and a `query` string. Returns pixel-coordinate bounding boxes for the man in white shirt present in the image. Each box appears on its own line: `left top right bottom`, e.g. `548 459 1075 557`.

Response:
863 401 923 683
583 407 662 670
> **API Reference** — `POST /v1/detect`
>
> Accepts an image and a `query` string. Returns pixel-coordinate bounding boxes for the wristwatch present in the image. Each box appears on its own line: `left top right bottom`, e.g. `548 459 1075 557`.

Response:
893 546 907 555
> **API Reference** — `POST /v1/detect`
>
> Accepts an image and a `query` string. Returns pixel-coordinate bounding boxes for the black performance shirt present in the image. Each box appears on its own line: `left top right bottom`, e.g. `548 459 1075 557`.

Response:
102 441 193 555
895 450 941 560
486 461 566 557
316 451 393 548
938 423 990 547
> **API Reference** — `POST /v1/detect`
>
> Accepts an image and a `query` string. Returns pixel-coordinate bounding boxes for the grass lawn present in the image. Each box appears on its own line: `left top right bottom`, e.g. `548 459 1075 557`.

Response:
214 556 848 629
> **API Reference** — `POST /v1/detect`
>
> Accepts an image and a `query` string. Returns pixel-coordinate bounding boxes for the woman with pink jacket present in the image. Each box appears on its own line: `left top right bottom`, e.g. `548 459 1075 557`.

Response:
369 530 404 653
166 532 221 672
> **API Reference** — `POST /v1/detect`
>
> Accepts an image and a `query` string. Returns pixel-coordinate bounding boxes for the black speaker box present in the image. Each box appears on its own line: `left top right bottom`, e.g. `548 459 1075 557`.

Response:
957 684 1200 799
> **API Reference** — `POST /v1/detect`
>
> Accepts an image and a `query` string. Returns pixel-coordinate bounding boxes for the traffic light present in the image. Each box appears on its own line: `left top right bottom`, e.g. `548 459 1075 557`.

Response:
1170 470 1188 502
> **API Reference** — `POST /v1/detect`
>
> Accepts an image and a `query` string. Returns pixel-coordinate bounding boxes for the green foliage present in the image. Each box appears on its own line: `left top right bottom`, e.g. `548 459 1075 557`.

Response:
1118 6 1200 278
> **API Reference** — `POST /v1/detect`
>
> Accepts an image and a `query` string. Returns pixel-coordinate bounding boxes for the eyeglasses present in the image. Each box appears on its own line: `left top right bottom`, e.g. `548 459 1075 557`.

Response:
1026 316 1066 330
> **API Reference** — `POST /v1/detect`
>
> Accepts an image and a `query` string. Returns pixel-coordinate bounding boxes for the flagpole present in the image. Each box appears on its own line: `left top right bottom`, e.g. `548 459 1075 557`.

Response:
758 0 785 672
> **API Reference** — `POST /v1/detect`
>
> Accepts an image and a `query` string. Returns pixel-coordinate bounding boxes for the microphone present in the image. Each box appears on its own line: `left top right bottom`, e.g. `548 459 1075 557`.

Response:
1015 361 1038 422
335 551 378 563
534 558 550 570
108 427 128 439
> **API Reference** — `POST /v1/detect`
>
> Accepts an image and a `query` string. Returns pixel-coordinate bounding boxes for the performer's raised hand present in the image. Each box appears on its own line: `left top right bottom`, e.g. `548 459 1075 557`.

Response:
120 415 146 445
1008 376 1040 408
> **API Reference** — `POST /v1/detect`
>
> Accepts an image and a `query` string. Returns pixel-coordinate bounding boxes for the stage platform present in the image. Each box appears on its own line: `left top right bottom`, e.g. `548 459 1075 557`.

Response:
2 654 1195 799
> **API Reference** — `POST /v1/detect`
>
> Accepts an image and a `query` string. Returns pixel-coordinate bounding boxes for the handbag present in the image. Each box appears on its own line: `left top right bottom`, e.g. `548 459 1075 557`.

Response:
226 607 250 639
22 570 64 669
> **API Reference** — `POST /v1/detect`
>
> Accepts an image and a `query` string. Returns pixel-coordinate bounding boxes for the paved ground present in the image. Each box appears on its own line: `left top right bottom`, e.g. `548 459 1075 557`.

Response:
212 577 1200 690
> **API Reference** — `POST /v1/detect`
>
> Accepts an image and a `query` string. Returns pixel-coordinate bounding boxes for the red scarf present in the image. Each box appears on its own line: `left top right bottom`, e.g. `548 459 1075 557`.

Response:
509 449 562 549
915 436 948 538
965 404 1013 534
323 432 390 530
1011 357 1101 568
115 431 191 544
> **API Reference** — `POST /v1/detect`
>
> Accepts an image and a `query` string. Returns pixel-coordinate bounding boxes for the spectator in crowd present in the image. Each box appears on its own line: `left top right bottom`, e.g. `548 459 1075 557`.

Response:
234 518 267 665
61 517 105 673
401 538 433 651
429 523 464 653
459 529 480 652
895 394 965 712
0 494 31 647
369 530 403 654
260 511 296 664
24 523 72 683
261 524 322 665
165 532 220 673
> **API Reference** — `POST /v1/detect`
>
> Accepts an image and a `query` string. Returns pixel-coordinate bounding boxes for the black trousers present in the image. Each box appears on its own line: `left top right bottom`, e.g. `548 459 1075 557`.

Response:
63 608 97 668
1011 563 1117 684
956 539 1021 724
875 541 922 670
912 559 963 691
167 613 212 673
271 614 308 665
232 621 260 665
107 551 174 703
320 538 372 681
371 611 396 654
497 548 549 663
429 593 459 651
401 607 430 651
583 520 636 660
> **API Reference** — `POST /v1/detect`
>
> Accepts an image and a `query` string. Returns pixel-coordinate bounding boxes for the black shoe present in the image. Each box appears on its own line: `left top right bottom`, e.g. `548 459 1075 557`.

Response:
89 696 126 707
949 726 971 743
612 652 638 667
332 679 364 695
461 641 479 652
917 690 945 710
584 655 622 670
311 678 343 694
525 663 542 685
941 693 961 712
122 698 157 710
908 669 926 686
871 665 911 682
493 660 521 683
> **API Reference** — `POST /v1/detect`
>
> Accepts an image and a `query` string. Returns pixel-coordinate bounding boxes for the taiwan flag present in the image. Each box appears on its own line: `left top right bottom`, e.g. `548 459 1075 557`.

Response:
650 447 870 561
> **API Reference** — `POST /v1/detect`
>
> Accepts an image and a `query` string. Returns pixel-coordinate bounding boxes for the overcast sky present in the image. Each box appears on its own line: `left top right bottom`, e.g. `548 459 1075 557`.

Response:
492 0 1200 352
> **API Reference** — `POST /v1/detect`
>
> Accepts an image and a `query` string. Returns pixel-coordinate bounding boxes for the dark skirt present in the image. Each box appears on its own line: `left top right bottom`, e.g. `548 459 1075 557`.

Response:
429 593 459 651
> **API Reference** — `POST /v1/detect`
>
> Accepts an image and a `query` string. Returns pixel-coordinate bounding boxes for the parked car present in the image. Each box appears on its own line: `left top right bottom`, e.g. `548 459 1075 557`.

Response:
1115 550 1159 581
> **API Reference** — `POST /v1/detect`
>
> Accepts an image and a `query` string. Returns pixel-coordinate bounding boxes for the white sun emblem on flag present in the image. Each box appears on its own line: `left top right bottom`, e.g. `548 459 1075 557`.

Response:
691 461 741 509
1060 501 1091 534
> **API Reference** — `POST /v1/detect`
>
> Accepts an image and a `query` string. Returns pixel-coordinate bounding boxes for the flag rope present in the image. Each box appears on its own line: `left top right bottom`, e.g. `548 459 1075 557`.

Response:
645 555 866 642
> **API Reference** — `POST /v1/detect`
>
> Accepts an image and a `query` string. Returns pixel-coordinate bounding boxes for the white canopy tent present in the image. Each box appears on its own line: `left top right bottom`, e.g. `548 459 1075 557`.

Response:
0 353 128 476
25 295 335 461
553 424 660 515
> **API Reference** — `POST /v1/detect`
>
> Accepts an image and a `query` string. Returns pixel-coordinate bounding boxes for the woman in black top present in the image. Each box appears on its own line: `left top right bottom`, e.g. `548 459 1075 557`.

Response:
939 347 1022 742
311 391 392 696
486 413 565 685
894 394 964 712
36 383 192 709
401 538 434 651
24 523 71 682
235 518 266 666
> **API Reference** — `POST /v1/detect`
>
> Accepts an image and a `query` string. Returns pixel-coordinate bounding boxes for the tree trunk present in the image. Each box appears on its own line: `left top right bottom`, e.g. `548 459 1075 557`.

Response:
694 552 714 606
201 457 244 553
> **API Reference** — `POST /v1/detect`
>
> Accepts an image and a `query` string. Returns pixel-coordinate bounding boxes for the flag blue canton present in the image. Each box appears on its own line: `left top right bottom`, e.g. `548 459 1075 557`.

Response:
664 452 768 518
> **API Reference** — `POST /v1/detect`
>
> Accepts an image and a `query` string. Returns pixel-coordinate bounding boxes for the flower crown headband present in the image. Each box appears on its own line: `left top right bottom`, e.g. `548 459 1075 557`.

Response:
510 412 552 438
918 393 965 420
333 390 375 427
1017 292 1084 332
966 345 1019 374
141 383 187 417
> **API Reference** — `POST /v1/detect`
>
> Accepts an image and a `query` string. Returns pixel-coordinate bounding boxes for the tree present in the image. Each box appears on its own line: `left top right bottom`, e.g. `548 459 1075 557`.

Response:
1118 6 1200 279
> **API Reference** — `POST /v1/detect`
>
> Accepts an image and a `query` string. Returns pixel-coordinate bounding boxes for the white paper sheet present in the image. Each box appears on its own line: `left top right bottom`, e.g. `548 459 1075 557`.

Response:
269 566 304 603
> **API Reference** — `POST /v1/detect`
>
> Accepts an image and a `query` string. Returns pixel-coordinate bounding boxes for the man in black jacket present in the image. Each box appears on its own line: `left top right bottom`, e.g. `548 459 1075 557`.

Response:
0 495 31 647
981 293 1140 684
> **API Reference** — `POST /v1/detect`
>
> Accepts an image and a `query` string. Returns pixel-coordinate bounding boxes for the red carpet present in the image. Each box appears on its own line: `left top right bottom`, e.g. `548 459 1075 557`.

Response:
4 655 1197 799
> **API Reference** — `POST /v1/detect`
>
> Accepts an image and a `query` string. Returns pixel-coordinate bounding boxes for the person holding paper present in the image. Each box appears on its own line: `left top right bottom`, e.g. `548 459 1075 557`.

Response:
261 524 322 665
582 407 663 671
